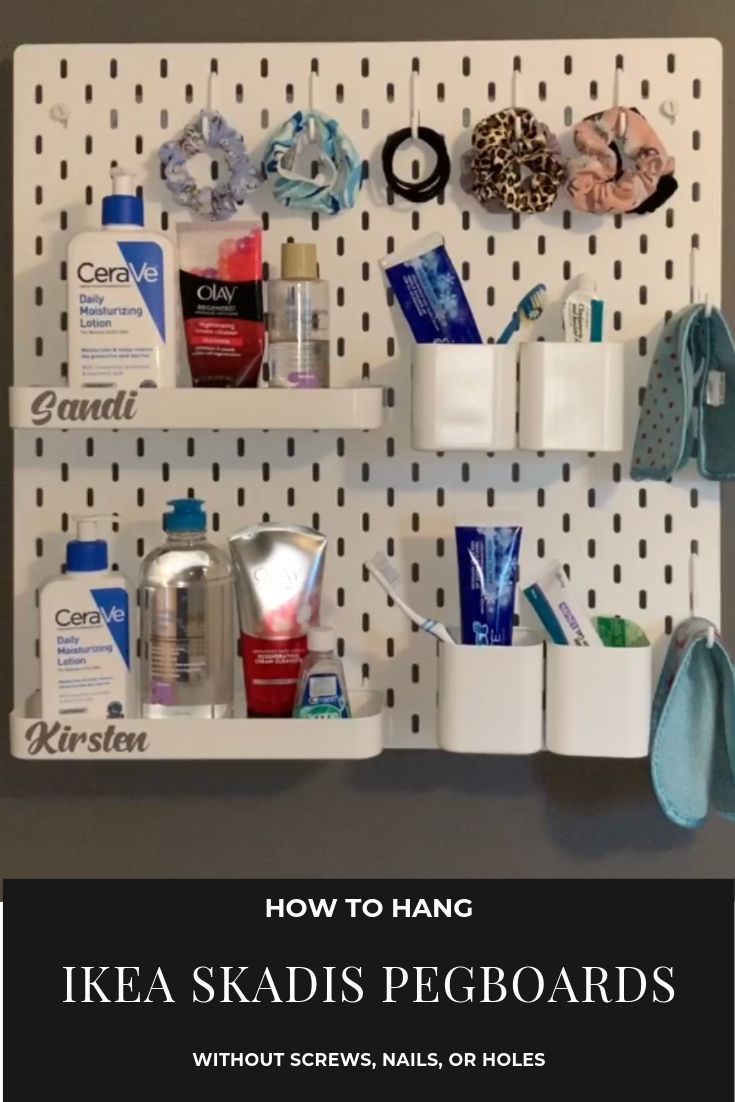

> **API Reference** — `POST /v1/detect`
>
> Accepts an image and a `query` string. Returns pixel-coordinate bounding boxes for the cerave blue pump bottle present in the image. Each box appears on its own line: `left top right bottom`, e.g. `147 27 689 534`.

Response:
67 167 177 387
40 517 133 717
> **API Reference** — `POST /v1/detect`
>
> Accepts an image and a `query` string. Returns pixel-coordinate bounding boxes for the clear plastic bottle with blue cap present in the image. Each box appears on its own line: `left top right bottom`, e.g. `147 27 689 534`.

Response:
67 166 177 388
139 499 234 719
40 516 133 717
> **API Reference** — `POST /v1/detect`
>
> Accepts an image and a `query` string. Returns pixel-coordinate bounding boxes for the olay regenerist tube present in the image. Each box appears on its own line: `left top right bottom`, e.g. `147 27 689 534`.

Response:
177 222 264 387
229 524 327 717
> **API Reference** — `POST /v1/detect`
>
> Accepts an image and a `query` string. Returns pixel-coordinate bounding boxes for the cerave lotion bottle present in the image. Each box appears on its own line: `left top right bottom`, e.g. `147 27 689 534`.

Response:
67 167 176 387
40 517 133 717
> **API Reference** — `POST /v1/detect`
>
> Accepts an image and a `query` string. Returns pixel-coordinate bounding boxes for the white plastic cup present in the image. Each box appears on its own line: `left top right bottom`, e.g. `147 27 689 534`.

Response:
518 341 624 452
545 642 652 758
412 343 517 451
438 628 544 754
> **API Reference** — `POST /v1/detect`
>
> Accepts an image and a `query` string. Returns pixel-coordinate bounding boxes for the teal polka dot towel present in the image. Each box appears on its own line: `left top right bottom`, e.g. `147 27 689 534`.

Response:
631 304 735 481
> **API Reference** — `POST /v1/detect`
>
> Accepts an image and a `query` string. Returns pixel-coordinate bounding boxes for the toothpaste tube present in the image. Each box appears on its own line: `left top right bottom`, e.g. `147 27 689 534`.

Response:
523 560 602 647
381 232 483 344
562 273 604 343
455 525 522 646
229 524 327 717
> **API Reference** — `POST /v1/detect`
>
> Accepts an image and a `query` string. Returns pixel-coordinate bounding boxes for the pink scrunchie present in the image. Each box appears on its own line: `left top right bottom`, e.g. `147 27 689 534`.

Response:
567 107 676 215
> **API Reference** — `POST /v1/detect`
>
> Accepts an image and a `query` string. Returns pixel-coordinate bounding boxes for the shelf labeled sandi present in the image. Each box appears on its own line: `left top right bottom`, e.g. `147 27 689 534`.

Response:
9 385 384 431
10 691 385 761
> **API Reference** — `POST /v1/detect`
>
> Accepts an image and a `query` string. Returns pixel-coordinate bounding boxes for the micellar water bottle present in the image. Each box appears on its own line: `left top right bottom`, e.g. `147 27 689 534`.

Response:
139 499 234 718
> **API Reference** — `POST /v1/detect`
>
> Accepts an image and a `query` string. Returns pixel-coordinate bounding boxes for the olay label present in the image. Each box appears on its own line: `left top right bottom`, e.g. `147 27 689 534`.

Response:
180 271 264 387
241 634 308 718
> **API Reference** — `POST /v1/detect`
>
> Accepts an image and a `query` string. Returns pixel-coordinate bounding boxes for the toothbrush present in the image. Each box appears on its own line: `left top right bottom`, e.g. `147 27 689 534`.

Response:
365 552 456 645
496 283 547 344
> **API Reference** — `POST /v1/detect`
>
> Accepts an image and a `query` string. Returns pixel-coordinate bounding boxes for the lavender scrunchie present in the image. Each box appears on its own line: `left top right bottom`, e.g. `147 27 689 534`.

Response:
159 110 261 221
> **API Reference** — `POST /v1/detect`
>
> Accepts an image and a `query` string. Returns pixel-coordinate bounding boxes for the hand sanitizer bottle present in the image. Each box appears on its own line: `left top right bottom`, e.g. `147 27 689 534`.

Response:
293 627 351 719
40 517 133 717
67 167 177 387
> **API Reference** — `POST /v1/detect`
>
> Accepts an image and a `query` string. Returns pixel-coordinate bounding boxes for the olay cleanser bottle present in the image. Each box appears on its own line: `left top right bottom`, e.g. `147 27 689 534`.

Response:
67 167 176 387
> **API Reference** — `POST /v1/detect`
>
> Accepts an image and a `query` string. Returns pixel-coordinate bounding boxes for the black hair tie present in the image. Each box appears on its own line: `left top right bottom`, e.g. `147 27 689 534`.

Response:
381 125 450 203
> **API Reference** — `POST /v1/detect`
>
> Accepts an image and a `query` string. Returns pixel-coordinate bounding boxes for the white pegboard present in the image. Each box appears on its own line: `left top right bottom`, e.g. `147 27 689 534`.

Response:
12 40 722 748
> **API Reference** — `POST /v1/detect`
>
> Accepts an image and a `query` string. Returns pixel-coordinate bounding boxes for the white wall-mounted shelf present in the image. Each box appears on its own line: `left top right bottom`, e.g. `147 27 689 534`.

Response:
11 691 386 760
9 386 385 432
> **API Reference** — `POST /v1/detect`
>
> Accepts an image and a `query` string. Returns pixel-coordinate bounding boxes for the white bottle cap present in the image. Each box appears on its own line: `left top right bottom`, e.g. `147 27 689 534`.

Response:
576 273 597 293
307 626 336 652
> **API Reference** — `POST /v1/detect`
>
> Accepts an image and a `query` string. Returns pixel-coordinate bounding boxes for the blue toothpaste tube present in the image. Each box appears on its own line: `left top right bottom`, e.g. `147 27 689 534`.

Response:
522 560 602 647
455 525 522 646
381 232 483 344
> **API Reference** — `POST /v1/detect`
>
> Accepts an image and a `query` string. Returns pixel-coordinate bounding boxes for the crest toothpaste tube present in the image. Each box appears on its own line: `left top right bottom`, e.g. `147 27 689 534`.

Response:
381 233 483 345
455 524 522 646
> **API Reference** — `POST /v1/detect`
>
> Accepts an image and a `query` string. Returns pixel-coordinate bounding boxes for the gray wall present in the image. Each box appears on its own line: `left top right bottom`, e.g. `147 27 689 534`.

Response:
1 0 734 879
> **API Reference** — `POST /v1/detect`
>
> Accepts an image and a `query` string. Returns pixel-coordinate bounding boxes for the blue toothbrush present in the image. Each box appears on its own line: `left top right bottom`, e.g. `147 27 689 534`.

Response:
497 283 548 344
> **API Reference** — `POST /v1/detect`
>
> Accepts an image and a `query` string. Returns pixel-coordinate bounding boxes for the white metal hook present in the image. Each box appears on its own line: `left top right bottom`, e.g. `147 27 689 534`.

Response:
410 69 420 141
50 102 70 127
690 245 700 306
689 551 716 647
203 68 217 143
690 246 713 315
660 98 679 125
511 66 522 141
308 69 318 141
613 62 626 137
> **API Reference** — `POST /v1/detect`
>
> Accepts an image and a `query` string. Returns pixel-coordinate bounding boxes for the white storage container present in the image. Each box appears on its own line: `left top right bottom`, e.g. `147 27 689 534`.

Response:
545 643 652 758
518 341 624 452
412 344 517 452
438 629 544 754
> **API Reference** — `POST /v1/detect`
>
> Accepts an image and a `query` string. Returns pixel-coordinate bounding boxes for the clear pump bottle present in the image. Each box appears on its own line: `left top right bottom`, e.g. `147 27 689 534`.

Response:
267 242 329 388
139 499 234 718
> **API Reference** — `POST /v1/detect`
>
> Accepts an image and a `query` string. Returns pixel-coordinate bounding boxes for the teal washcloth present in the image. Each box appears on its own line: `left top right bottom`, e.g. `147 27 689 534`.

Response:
650 618 735 828
631 305 735 481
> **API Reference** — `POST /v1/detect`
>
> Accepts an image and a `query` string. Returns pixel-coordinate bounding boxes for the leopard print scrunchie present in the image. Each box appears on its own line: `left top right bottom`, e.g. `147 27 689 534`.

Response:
463 108 566 214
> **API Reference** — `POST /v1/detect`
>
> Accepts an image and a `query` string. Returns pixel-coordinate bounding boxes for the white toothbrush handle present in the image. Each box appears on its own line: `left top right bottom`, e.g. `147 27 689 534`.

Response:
367 567 456 645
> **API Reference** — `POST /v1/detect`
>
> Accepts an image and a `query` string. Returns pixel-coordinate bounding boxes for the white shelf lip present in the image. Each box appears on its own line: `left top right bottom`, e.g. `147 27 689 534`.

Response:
10 691 385 761
9 385 384 431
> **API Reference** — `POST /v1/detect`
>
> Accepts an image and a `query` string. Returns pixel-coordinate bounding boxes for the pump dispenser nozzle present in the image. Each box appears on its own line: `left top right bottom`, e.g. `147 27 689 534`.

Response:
110 166 136 196
102 166 143 227
75 517 99 543
66 514 112 573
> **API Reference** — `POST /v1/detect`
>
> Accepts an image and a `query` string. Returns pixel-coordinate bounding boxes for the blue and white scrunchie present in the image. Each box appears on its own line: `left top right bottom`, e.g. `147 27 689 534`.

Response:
159 110 262 221
263 110 362 215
